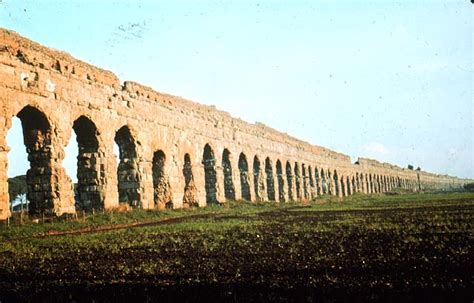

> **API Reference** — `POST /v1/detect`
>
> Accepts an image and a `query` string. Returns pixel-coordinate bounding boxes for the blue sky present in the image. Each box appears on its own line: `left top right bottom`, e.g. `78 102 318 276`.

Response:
1 0 472 180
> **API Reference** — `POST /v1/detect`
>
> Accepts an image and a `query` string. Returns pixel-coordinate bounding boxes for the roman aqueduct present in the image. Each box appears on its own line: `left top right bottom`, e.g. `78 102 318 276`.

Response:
0 29 469 220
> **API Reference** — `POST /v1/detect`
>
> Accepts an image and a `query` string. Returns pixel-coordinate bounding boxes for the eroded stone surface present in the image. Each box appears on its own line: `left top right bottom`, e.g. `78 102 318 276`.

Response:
0 28 471 219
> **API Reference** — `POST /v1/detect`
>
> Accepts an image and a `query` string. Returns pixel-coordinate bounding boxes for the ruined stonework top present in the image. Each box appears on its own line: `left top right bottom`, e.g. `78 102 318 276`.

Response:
0 28 470 183
0 28 351 162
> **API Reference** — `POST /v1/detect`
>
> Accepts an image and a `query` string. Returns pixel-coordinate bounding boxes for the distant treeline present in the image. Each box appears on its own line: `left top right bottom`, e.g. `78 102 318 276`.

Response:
464 183 474 192
8 175 27 202
7 175 79 202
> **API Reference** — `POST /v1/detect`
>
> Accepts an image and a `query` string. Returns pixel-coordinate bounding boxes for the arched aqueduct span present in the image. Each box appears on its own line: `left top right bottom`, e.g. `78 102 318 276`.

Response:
0 29 470 220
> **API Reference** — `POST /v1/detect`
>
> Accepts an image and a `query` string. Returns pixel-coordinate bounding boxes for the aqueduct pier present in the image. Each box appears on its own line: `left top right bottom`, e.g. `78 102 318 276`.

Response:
0 29 470 220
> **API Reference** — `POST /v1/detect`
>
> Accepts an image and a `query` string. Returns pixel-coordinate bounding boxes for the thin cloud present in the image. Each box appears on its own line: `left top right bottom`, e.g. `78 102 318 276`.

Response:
362 142 390 156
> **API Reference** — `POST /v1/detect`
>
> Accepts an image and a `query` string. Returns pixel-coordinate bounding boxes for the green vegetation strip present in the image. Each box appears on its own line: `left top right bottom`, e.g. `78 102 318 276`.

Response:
1 192 473 240
0 192 472 300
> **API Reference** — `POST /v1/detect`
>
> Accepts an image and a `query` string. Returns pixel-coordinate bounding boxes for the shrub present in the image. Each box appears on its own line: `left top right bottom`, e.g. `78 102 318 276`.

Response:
464 183 474 192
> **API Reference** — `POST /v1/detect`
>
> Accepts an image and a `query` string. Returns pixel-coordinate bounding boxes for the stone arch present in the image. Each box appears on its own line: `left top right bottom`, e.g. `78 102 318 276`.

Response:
202 144 218 204
115 125 140 207
182 153 198 207
153 150 172 209
374 174 379 193
371 174 376 193
222 149 235 200
365 173 370 193
308 165 315 198
374 174 378 192
340 175 346 196
14 105 56 215
265 157 275 201
351 176 357 194
286 161 294 201
377 175 382 193
328 169 334 195
359 173 365 193
276 159 285 202
294 162 301 200
333 170 340 196
72 115 104 210
366 173 371 193
238 153 251 201
314 167 321 195
320 168 327 194
302 164 309 199
355 173 360 192
377 174 381 192
346 176 352 195
253 155 265 201
367 173 373 194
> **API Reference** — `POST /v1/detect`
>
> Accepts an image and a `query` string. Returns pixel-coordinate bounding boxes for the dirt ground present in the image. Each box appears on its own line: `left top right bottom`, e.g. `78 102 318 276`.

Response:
0 193 472 302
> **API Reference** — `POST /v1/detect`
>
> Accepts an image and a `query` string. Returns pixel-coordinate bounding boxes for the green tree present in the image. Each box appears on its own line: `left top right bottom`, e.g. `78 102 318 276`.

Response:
8 175 27 202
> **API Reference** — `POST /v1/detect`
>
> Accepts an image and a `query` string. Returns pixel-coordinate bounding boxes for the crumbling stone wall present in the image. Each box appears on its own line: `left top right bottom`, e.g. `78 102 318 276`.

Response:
0 28 471 220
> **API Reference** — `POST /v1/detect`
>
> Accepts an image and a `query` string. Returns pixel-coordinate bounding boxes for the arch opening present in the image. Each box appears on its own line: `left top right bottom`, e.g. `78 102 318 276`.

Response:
320 168 327 194
265 157 275 201
294 163 301 200
115 126 140 207
12 106 54 215
72 116 103 210
333 170 339 196
222 149 235 200
238 153 251 201
153 150 172 209
308 165 314 199
340 176 346 196
6 117 28 213
352 176 357 194
253 156 265 201
302 164 309 199
183 153 199 207
362 174 366 192
315 167 321 195
286 162 294 201
346 176 352 195
203 144 218 204
370 174 374 193
328 170 333 195
276 160 284 202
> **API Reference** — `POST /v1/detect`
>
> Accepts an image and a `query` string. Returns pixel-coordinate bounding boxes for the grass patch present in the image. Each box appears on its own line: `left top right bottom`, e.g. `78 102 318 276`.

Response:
0 192 473 302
